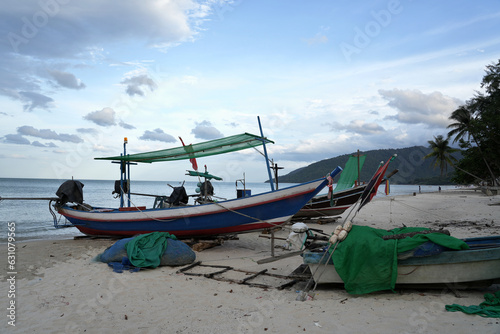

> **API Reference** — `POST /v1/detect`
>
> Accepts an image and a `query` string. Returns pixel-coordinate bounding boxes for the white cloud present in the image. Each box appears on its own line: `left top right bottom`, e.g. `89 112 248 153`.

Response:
48 70 86 90
121 74 157 96
139 128 176 143
17 125 82 143
3 133 31 145
0 0 223 111
379 88 462 128
191 120 223 139
19 91 54 111
325 120 385 135
84 107 117 127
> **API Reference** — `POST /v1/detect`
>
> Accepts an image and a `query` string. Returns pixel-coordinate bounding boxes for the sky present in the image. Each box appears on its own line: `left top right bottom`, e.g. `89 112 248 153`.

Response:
1 0 499 183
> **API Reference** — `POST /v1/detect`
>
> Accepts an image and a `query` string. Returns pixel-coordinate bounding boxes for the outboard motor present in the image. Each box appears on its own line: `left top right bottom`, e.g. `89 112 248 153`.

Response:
55 180 84 206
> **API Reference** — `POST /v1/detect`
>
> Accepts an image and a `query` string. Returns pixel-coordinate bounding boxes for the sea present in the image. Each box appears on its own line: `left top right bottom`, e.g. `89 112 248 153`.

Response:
0 178 456 242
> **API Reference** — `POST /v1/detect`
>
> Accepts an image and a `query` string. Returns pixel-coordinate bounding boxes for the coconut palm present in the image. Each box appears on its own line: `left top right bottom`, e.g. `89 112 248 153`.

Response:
447 101 498 185
424 135 459 176
447 105 475 143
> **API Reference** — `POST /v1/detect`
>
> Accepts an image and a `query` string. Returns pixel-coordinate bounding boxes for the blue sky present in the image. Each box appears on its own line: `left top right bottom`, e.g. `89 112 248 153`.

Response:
1 0 499 182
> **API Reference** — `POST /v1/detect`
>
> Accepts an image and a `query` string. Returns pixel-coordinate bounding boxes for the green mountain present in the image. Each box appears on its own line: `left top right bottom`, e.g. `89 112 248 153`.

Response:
275 146 460 185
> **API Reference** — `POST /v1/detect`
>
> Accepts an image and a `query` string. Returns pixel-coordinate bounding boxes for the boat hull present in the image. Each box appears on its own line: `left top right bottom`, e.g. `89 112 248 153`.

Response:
294 184 366 218
58 177 330 238
303 236 500 286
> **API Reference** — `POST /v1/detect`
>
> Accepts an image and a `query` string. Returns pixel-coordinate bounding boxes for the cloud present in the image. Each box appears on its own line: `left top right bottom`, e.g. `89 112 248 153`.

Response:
3 133 31 145
77 128 99 134
17 125 82 143
84 107 117 127
379 89 462 128
326 120 385 135
19 91 54 111
32 140 57 148
48 70 86 90
191 120 223 139
121 74 157 96
83 108 135 129
0 0 222 111
139 128 176 143
1 1 211 57
345 120 385 135
119 120 136 130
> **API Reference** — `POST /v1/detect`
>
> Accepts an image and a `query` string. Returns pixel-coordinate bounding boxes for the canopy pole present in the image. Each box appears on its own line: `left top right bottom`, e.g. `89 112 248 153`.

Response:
120 137 128 208
258 116 274 191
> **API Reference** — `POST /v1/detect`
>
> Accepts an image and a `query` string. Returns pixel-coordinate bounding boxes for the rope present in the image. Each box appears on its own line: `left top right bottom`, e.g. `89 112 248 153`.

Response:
213 201 289 229
388 197 450 220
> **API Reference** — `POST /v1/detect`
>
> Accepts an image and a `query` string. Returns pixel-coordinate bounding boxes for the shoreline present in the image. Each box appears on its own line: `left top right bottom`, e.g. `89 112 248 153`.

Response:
1 190 499 333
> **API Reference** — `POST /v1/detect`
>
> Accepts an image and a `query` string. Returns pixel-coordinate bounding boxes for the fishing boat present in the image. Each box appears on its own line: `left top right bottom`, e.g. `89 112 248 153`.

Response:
54 128 342 239
303 235 500 288
294 153 398 219
298 155 500 293
293 154 367 219
293 184 367 218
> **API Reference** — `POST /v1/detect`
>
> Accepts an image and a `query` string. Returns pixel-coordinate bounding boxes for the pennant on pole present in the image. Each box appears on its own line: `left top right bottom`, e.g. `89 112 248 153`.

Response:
358 155 396 210
179 137 198 171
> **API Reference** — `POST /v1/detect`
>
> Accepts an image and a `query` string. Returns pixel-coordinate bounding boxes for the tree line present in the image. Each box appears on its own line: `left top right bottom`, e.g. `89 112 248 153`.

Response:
425 59 500 186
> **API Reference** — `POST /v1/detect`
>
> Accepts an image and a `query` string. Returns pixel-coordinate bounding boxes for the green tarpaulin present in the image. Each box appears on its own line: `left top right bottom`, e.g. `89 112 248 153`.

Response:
125 232 177 268
446 291 500 318
331 225 469 295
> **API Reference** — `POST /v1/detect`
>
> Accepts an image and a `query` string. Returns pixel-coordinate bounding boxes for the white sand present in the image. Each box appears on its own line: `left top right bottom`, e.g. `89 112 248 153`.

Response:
1 189 499 333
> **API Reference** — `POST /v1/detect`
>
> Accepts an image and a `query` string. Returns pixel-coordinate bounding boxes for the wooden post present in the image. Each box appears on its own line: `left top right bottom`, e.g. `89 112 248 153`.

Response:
271 228 275 257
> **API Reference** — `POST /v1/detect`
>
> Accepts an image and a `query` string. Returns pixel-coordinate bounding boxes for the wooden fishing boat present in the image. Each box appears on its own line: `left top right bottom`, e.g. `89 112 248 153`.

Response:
294 154 398 219
294 154 366 219
303 235 500 287
54 129 342 238
293 184 367 218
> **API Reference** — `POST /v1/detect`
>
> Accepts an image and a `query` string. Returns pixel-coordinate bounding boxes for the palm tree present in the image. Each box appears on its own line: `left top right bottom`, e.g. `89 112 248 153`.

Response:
424 135 459 176
447 101 498 185
447 105 475 142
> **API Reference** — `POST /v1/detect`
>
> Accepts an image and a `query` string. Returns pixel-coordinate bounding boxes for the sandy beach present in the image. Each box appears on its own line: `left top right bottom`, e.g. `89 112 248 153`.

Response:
1 189 499 333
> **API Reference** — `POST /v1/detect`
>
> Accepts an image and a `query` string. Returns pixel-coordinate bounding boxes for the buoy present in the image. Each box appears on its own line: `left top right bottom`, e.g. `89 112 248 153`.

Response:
338 230 348 241
334 225 343 236
343 220 353 232
329 234 338 244
291 223 309 233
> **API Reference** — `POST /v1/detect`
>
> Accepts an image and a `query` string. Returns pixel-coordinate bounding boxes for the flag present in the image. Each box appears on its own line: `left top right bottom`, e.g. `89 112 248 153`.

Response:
179 137 198 171
358 155 396 210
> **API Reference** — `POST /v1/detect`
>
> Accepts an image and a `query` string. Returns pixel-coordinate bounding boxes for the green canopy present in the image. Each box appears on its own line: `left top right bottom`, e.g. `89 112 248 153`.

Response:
95 133 274 163
333 155 366 192
186 170 223 180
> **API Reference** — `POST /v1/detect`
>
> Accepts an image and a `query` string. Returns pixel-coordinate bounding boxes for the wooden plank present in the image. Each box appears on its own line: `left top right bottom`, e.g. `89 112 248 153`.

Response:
239 269 268 284
257 250 303 264
176 261 202 273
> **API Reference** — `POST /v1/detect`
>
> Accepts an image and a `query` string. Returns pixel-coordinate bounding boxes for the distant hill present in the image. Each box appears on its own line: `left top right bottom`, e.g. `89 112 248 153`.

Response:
275 146 460 185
